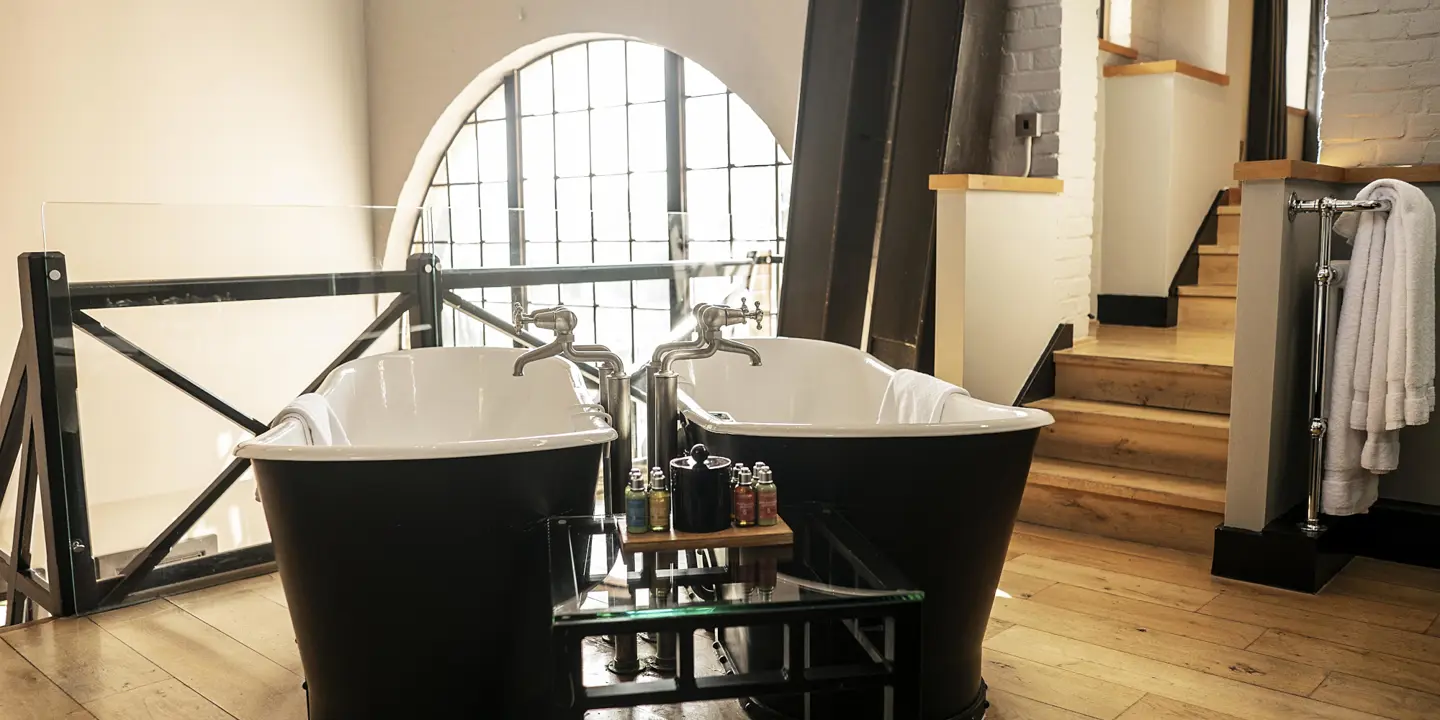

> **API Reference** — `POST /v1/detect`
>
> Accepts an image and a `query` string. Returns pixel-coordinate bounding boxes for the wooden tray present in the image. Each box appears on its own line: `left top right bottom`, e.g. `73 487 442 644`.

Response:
619 517 793 553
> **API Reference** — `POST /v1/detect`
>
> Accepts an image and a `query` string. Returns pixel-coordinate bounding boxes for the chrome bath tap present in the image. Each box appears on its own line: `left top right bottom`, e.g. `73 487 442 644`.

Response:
646 300 764 470
511 304 631 515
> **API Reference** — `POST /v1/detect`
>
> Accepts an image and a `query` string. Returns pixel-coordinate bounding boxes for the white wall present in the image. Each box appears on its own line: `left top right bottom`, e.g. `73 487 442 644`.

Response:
1162 0 1232 72
0 1 375 558
1319 0 1440 166
935 186 1063 404
363 0 809 267
1059 0 1101 338
1102 73 1232 297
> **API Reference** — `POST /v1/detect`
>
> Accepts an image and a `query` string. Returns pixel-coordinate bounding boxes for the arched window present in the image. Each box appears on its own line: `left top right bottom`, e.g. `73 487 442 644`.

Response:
414 40 789 365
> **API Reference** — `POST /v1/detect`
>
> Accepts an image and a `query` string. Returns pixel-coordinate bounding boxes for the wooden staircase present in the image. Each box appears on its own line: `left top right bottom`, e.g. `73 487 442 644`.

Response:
1020 191 1240 554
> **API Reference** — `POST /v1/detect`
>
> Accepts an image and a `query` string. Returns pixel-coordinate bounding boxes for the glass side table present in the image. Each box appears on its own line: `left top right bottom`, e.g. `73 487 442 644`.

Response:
547 504 924 718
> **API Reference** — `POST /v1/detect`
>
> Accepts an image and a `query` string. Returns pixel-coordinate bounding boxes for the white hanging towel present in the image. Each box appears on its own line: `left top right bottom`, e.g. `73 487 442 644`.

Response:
878 369 969 424
274 393 351 447
1323 179 1436 515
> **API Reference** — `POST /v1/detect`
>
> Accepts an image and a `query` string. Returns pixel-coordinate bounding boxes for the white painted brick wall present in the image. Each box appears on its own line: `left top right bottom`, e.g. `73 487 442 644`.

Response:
1320 0 1440 165
1058 0 1100 338
986 0 1099 339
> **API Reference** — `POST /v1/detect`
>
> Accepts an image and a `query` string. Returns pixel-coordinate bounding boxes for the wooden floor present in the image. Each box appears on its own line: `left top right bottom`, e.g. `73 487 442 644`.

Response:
3 523 1440 719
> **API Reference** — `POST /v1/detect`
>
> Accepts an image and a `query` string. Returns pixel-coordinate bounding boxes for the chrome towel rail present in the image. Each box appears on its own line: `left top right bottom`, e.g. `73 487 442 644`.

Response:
1287 192 1393 534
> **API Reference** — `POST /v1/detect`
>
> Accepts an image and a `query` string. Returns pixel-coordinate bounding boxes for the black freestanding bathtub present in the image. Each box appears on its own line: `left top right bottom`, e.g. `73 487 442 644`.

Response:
235 348 615 719
674 338 1052 719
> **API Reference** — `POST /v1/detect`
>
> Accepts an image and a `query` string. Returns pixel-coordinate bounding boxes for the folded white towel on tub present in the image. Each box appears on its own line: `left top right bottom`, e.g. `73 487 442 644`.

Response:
878 369 969 424
275 393 351 447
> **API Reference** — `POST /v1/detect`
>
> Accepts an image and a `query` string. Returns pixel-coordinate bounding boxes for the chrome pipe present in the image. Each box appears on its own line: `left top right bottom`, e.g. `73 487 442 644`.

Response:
1301 203 1337 534
603 372 633 516
648 371 681 472
1287 193 1393 534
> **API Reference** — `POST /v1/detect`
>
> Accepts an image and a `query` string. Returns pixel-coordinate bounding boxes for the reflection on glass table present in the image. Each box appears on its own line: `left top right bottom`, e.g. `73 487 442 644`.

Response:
546 504 924 718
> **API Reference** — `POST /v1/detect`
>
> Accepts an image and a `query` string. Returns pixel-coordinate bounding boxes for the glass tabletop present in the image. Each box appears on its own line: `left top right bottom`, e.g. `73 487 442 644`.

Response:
547 504 922 623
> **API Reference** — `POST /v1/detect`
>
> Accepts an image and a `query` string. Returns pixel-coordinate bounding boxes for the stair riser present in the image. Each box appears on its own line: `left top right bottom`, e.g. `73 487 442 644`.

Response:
1198 254 1238 285
1179 296 1236 331
1036 422 1228 482
1018 483 1219 554
1217 215 1240 246
1056 361 1232 414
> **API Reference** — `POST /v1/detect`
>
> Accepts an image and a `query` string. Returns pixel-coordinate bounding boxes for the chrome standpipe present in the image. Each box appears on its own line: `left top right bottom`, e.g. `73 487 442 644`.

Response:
646 300 764 471
512 305 630 515
1287 193 1392 535
513 304 640 676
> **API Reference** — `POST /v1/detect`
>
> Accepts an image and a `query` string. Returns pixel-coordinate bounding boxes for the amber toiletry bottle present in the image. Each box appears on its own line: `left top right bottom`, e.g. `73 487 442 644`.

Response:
733 466 757 527
625 469 649 534
648 467 671 532
729 464 746 523
755 465 778 527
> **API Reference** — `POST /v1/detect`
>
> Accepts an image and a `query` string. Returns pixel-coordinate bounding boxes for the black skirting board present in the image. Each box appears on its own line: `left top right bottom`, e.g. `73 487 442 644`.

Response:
1213 499 1440 593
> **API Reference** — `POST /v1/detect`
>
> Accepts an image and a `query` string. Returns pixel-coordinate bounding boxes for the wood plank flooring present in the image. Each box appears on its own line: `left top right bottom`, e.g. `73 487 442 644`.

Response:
3 523 1440 719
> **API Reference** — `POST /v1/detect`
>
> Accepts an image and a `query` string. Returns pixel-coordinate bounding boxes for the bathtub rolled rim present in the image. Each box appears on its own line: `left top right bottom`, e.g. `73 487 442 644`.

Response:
679 402 1054 438
234 417 618 462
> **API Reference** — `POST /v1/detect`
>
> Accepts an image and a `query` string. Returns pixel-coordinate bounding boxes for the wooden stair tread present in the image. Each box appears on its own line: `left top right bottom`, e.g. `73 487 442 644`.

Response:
1057 350 1233 376
1217 205 1241 215
1028 458 1226 514
1062 325 1233 369
1178 284 1237 298
1198 245 1239 255
1029 397 1229 436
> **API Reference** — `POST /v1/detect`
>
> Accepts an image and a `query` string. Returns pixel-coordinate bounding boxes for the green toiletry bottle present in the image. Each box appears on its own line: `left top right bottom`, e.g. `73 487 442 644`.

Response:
625 469 649 534
648 467 671 532
755 464 778 527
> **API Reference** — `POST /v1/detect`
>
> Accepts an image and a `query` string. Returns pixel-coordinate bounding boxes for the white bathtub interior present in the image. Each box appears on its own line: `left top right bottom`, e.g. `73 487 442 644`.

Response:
236 347 615 460
675 337 1052 436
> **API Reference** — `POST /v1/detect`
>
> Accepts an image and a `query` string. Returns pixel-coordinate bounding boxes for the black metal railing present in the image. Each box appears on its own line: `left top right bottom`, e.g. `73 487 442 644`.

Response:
0 251 775 624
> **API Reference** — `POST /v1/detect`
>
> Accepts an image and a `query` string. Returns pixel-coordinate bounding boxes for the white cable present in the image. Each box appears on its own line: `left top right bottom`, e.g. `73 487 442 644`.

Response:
1022 135 1034 178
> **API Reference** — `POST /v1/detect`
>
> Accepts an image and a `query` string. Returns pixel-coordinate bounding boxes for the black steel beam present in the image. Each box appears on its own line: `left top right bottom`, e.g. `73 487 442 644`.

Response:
5 427 38 624
780 0 907 347
93 544 275 601
70 270 415 310
0 344 29 507
868 0 965 370
72 311 268 436
439 259 759 291
19 253 98 616
100 298 411 607
943 0 1007 174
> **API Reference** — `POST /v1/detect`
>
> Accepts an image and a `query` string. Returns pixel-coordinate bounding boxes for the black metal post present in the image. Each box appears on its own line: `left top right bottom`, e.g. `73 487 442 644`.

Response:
18 252 98 616
408 253 443 348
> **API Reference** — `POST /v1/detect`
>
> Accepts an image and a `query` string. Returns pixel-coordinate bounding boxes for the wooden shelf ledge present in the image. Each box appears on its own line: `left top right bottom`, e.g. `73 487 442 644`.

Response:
929 174 1064 193
1103 59 1229 87
1234 160 1440 184
1098 38 1139 59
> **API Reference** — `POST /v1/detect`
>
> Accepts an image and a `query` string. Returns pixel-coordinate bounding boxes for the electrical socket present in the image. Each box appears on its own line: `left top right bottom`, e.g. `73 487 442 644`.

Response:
1015 112 1042 138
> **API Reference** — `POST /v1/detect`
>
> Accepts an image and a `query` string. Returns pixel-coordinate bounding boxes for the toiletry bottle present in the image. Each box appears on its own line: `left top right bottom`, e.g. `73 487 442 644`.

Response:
625 469 649 534
729 463 746 523
733 466 757 527
755 465 779 527
648 467 670 532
